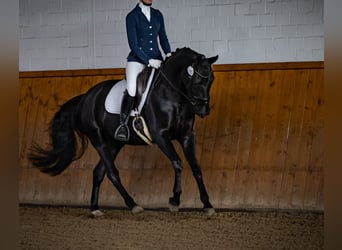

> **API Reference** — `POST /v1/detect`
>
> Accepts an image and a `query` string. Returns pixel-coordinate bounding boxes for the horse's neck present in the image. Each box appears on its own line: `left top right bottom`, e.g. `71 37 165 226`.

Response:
163 58 189 82
154 68 189 104
160 51 195 92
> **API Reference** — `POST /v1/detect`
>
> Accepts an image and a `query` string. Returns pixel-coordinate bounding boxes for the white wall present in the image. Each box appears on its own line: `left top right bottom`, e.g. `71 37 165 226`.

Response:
19 0 324 71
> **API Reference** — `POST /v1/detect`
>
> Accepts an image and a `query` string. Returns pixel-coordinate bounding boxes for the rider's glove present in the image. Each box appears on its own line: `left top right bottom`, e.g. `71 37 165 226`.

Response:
148 59 162 69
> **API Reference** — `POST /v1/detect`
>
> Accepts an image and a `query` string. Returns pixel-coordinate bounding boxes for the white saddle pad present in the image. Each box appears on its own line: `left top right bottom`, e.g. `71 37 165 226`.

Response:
104 79 126 114
104 68 156 115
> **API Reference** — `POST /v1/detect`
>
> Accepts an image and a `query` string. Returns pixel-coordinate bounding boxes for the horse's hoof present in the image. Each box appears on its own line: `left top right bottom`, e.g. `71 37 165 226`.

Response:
91 210 104 218
132 205 144 214
168 203 179 212
204 208 216 216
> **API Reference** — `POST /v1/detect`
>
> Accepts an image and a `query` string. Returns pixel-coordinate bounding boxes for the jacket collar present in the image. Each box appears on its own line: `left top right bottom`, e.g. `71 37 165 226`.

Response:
135 3 155 14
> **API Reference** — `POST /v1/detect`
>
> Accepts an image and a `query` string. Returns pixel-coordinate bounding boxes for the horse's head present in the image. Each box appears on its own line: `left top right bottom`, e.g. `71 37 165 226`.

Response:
182 51 218 117
161 47 218 117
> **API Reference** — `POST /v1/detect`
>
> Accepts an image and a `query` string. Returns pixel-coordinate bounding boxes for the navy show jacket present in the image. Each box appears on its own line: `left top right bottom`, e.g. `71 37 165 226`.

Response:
126 4 171 65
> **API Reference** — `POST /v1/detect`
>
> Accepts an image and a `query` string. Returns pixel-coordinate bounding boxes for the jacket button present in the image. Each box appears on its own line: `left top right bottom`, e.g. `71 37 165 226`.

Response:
149 48 153 50
149 26 152 29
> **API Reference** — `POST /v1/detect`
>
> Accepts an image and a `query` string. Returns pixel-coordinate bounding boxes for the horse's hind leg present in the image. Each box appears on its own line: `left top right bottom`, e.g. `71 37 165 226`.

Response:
107 163 144 213
88 125 143 214
90 143 124 216
90 160 106 217
96 146 144 214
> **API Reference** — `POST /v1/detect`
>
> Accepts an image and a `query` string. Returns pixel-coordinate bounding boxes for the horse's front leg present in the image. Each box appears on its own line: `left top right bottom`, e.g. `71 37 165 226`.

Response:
169 160 183 211
155 137 183 211
181 132 215 215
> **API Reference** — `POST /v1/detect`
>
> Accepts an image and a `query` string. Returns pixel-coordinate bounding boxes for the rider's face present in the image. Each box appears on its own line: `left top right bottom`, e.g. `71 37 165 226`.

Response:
141 0 152 5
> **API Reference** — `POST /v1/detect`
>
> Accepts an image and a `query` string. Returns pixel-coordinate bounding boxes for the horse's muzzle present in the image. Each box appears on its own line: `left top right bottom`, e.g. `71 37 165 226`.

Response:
195 104 210 118
191 97 210 117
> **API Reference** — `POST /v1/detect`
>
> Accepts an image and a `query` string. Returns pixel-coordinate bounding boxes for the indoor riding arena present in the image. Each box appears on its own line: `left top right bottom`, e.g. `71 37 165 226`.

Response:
19 0 324 249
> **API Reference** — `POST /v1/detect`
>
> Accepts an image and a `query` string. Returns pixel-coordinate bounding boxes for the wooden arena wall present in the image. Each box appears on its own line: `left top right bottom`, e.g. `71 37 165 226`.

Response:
19 62 324 211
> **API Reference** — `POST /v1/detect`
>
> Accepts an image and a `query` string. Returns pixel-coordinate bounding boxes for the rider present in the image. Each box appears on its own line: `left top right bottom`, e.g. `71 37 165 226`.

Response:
114 0 172 142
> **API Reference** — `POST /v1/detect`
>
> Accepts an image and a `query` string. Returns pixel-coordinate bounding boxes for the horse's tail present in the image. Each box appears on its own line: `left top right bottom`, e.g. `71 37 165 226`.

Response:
29 95 88 176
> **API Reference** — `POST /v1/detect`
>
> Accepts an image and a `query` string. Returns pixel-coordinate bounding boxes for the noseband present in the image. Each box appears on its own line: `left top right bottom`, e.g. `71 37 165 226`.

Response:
159 66 212 107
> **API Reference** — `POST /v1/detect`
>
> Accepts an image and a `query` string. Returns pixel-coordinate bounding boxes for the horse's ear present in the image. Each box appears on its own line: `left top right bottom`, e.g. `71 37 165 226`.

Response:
208 55 219 65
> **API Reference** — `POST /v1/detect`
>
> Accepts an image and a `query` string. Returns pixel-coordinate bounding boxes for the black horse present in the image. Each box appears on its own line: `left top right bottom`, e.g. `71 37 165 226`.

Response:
29 47 218 216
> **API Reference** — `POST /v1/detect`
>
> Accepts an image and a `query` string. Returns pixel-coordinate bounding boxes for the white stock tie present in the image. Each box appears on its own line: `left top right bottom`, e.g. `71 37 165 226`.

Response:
139 3 151 22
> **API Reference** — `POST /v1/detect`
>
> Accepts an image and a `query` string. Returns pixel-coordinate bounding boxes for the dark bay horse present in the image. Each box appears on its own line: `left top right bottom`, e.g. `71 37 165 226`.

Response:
29 47 218 216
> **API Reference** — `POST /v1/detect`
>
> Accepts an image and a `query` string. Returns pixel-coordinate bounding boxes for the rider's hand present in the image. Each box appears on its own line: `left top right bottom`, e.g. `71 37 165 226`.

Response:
148 59 162 69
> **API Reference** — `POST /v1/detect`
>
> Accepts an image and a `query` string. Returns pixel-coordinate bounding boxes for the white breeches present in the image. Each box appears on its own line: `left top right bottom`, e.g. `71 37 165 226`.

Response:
126 61 146 97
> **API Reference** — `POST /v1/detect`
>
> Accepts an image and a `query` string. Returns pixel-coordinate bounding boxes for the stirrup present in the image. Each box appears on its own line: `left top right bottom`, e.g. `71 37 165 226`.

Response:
114 124 130 142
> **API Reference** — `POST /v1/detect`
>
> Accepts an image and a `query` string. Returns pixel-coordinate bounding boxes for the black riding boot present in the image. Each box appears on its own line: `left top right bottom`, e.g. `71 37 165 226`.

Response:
114 91 135 142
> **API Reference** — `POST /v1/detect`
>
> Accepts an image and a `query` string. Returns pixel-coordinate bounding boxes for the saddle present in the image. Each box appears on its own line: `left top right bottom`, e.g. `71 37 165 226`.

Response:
135 66 153 110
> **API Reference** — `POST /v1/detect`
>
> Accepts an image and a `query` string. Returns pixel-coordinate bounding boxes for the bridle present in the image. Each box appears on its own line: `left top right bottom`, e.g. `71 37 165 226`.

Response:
188 66 212 79
158 65 213 107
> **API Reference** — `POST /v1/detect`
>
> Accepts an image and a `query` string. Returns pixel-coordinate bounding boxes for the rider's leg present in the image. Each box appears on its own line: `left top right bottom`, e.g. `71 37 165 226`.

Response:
126 61 145 97
114 61 145 141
